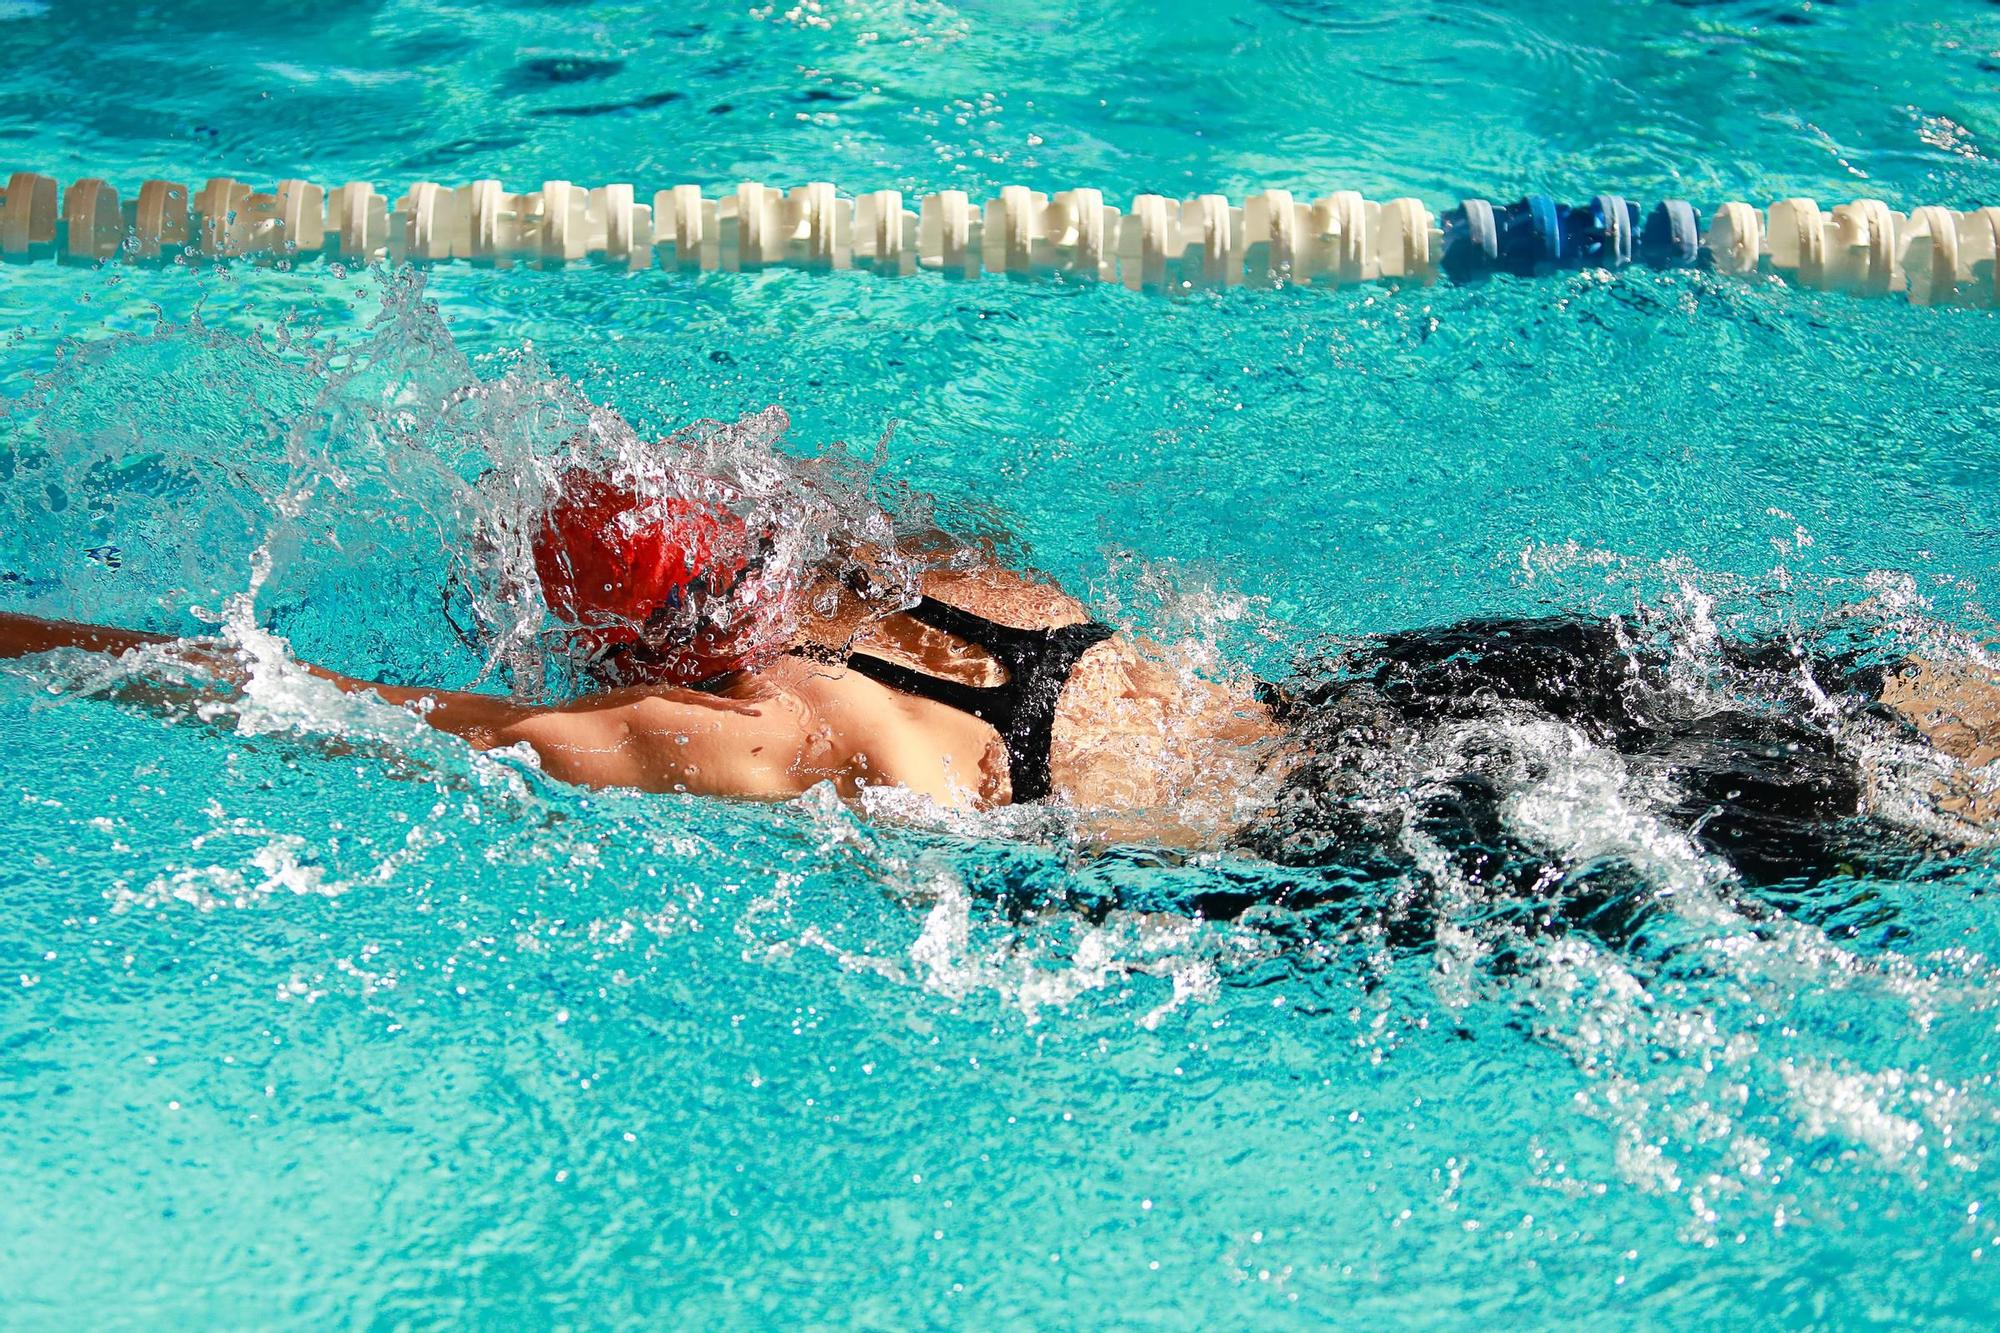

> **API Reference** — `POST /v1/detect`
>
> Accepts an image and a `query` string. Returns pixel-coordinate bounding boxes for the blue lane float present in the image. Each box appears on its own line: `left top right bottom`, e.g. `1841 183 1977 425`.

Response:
1444 194 1698 278
1578 195 1638 269
1641 200 1702 268
1500 194 1566 275
1439 198 1500 283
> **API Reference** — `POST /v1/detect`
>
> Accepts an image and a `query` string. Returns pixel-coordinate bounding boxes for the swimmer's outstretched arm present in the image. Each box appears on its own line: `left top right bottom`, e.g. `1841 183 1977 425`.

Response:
0 611 169 660
0 608 533 742
0 610 813 798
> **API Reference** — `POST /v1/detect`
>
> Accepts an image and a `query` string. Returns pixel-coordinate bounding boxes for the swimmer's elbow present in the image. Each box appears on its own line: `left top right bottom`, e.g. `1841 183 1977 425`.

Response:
486 711 567 760
495 705 706 792
402 694 533 751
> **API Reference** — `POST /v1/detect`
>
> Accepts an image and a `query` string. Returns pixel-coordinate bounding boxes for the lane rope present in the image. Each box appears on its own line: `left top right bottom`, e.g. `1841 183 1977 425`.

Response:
2 171 1995 304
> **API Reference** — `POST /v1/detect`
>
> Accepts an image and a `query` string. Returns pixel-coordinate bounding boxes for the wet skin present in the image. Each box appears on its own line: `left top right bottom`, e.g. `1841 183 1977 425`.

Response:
0 557 1280 843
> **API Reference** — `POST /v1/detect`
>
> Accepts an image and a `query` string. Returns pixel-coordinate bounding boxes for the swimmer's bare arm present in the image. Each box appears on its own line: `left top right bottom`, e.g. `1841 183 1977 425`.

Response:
0 612 171 661
0 610 813 799
1878 657 2000 823
0 608 537 741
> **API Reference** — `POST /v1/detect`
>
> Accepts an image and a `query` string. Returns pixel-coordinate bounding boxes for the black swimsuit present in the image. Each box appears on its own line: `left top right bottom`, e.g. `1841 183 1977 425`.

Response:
807 597 1115 802
1218 614 1935 937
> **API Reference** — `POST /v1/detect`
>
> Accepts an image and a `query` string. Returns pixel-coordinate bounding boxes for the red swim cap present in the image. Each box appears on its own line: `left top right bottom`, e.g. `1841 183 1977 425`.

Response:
533 469 755 665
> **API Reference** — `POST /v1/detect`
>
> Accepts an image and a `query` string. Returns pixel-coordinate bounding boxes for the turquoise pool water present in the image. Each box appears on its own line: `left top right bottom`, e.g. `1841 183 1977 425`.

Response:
5 0 2000 1325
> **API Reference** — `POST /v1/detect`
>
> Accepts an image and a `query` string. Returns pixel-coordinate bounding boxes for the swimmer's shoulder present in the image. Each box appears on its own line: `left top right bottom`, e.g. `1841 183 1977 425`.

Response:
918 561 1093 629
494 677 818 797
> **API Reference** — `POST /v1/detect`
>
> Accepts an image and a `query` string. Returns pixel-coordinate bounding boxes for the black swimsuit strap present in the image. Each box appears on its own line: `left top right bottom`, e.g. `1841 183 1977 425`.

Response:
810 597 1113 802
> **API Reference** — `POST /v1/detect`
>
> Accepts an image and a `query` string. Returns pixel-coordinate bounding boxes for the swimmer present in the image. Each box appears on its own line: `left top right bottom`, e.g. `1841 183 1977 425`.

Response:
0 461 1284 845
3 449 1998 903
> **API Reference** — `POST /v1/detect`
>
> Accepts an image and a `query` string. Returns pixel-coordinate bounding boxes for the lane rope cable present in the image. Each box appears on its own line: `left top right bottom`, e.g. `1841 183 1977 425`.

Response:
1 171 1995 305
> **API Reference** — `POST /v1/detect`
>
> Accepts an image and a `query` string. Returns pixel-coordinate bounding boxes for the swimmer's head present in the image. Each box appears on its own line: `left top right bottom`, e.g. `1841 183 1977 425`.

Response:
533 467 787 685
